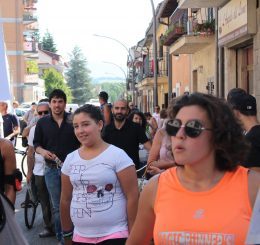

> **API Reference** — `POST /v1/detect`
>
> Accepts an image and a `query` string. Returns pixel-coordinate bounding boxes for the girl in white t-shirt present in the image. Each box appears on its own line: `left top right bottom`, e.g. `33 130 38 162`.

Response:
60 104 139 245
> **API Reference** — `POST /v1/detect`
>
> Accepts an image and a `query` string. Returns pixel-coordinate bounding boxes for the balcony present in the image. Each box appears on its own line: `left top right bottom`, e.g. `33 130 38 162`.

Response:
178 0 229 8
161 25 186 46
23 14 38 23
170 34 214 55
24 41 38 53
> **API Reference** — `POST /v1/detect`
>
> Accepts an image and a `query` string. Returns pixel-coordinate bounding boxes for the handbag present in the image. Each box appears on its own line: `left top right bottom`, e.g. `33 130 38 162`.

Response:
0 192 28 245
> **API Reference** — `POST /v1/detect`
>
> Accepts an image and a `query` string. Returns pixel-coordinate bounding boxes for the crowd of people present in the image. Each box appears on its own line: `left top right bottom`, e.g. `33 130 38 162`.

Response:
0 88 260 245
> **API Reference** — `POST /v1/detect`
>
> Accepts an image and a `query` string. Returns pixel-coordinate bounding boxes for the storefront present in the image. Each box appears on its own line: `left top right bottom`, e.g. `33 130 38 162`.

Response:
218 0 259 98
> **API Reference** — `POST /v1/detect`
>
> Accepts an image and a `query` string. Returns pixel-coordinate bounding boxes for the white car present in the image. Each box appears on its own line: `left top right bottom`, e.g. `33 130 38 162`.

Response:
66 103 79 113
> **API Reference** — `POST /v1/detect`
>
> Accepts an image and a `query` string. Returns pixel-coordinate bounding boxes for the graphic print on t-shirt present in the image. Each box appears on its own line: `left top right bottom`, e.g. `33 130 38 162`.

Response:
70 163 117 218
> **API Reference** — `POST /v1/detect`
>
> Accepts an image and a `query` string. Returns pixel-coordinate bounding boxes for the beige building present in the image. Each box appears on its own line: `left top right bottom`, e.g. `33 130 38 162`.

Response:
0 0 43 102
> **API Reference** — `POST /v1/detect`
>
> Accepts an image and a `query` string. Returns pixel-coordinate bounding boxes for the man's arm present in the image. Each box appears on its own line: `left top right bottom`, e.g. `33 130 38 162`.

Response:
103 104 112 126
2 140 16 204
33 120 54 160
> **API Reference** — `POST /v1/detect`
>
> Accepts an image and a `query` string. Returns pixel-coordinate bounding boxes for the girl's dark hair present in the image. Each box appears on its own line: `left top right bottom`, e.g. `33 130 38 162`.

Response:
168 92 249 171
128 111 147 129
73 104 104 123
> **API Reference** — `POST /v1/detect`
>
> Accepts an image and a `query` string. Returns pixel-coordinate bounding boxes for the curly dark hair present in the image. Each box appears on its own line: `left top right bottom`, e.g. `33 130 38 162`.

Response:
73 104 104 124
168 92 249 171
128 111 147 130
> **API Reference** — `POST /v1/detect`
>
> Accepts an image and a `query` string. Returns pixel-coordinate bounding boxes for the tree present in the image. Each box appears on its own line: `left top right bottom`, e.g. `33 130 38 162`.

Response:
43 68 72 102
66 46 92 104
41 30 57 53
101 82 126 103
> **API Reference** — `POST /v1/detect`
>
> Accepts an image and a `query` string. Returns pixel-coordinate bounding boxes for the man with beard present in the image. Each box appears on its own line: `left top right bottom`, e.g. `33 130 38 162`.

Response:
102 99 151 173
33 89 80 244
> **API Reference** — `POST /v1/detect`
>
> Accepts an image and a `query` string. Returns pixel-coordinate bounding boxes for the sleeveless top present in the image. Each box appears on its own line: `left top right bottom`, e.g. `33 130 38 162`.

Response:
0 148 5 193
154 166 251 245
159 132 174 162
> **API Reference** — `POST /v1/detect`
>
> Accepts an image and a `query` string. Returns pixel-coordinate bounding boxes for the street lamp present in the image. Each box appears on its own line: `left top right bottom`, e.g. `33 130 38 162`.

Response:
93 34 135 101
150 0 158 107
103 61 128 99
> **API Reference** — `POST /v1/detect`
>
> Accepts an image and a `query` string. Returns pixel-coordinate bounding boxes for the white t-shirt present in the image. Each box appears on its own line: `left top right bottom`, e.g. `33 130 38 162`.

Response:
153 112 160 125
28 125 45 176
61 144 134 238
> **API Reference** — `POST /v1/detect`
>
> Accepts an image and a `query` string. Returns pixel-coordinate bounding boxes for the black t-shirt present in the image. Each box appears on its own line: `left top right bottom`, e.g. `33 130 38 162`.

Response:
2 114 18 138
33 112 80 163
102 119 148 169
243 125 260 168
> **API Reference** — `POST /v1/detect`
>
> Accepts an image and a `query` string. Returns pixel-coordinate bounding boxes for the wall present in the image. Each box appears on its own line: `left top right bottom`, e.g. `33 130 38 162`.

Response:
191 42 216 94
1 0 25 102
171 54 191 95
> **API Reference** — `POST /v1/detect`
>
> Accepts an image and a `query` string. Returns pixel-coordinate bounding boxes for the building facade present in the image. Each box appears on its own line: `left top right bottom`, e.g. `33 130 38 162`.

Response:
0 0 43 102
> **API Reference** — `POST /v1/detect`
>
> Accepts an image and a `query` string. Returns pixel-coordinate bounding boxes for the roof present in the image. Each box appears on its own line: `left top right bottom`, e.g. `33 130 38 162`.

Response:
158 0 178 18
39 49 61 61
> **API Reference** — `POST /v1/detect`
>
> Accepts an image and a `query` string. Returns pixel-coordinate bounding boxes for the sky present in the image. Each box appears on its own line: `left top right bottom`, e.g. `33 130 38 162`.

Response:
37 0 162 79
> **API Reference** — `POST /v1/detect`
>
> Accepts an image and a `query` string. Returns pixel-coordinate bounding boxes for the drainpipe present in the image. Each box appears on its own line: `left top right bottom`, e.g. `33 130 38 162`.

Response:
150 0 158 107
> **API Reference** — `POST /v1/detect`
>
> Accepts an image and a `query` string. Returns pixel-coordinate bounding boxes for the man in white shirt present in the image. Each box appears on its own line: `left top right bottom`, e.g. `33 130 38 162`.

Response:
152 105 161 126
27 102 54 238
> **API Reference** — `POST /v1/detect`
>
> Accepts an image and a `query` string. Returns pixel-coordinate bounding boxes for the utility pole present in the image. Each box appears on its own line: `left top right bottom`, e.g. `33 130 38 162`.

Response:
150 0 158 107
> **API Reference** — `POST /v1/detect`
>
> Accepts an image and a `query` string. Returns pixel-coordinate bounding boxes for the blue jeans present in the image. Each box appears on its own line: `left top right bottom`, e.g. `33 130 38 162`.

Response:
44 166 63 243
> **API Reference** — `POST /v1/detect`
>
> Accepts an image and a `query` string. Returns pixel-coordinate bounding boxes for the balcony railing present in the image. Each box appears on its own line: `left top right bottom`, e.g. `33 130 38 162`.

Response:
161 9 188 46
23 14 38 23
137 53 168 82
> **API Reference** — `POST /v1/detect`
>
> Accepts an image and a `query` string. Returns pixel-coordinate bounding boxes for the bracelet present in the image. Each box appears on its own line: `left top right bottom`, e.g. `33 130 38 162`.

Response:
62 228 74 239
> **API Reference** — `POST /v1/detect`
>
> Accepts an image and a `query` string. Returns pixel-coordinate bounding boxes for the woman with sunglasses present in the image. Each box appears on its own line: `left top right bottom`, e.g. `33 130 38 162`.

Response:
126 93 260 245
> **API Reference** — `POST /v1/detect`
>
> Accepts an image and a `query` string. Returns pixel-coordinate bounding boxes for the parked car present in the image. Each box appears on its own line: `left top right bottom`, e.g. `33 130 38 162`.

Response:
65 103 79 113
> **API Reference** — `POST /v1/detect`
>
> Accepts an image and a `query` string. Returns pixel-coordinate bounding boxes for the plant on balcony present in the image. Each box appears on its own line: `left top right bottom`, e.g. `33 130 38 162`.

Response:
193 19 215 36
160 23 185 46
26 60 39 74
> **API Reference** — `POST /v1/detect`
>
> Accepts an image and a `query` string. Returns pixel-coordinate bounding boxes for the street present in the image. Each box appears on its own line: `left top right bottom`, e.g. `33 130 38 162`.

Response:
15 137 57 245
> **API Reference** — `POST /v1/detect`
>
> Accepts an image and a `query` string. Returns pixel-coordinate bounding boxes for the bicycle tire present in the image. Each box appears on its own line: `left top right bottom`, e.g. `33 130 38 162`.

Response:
24 190 37 229
21 153 27 177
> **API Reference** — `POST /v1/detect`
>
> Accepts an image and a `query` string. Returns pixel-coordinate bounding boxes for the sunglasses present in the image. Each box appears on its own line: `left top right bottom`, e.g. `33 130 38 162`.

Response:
38 110 49 115
166 119 212 138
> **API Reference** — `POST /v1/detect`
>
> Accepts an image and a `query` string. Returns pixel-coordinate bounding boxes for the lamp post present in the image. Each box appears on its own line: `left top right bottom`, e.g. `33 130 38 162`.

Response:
103 61 128 99
150 0 158 107
94 34 135 102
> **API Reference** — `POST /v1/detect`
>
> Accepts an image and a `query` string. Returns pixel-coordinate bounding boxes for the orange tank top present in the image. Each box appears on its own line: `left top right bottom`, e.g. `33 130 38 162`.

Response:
154 166 252 245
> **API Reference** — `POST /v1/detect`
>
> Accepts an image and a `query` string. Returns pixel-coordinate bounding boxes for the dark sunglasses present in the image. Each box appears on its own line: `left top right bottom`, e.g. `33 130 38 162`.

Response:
166 119 212 138
38 110 49 115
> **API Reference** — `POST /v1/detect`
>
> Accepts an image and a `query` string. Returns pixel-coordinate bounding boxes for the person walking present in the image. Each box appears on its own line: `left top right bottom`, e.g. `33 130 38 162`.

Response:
98 91 112 126
0 101 19 146
126 93 260 245
102 99 151 174
34 89 80 243
26 101 54 238
227 92 260 172
60 104 138 245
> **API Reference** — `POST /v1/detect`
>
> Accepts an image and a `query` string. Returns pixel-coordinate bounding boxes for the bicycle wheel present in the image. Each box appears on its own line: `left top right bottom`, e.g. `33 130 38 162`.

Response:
21 153 27 177
24 190 37 229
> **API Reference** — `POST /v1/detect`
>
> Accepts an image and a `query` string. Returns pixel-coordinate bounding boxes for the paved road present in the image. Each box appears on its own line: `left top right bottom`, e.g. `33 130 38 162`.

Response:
15 137 58 245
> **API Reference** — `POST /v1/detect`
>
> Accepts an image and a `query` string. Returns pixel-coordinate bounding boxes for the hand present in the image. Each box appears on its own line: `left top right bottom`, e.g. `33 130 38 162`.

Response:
41 150 55 160
147 165 164 175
